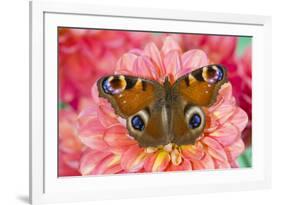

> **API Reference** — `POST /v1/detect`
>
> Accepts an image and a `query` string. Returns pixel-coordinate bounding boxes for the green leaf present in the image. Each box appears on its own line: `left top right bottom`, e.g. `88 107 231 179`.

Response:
237 147 252 168
236 37 252 56
59 102 68 110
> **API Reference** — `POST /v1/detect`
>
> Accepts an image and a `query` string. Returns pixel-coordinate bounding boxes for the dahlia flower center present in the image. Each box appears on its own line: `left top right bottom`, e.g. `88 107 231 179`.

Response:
144 143 182 166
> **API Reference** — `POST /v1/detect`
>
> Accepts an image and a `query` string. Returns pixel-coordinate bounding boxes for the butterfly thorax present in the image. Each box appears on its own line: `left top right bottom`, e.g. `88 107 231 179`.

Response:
161 76 174 142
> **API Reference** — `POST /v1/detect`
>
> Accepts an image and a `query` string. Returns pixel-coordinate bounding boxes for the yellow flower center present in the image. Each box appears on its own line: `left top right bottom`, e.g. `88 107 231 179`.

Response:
144 143 182 166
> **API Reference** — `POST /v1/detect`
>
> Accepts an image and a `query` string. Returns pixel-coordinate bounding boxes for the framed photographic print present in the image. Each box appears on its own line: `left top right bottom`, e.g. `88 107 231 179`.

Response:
30 0 271 204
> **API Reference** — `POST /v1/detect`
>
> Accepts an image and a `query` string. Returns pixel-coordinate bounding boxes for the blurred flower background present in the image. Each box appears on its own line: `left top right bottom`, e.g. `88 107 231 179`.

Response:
58 28 252 176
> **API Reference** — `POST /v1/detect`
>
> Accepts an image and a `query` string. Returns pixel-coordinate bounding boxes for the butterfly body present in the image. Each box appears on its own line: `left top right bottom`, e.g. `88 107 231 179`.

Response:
98 64 227 147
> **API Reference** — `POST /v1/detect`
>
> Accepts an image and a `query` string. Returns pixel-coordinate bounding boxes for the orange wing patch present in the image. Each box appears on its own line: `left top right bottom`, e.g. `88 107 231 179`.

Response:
178 78 217 106
112 79 155 116
98 75 162 118
174 65 227 107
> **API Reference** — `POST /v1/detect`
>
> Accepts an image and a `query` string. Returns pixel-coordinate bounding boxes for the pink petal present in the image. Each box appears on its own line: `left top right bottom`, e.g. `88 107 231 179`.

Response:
218 83 233 102
207 36 236 61
144 151 170 172
104 124 136 148
208 123 240 146
181 34 206 49
91 81 102 104
59 127 82 153
59 110 82 153
163 50 182 82
224 138 245 162
181 144 204 161
104 164 123 174
229 107 248 132
161 36 182 56
59 153 81 176
129 48 144 56
208 83 234 112
78 106 98 124
79 133 108 152
97 104 120 128
230 160 240 168
204 112 220 133
91 154 122 175
77 97 95 112
240 46 252 79
210 101 236 125
166 159 192 171
60 151 81 170
177 49 209 78
82 87 119 127
133 55 159 80
120 145 147 172
80 150 111 175
191 153 215 170
144 42 165 76
59 108 77 122
88 89 121 128
115 53 138 74
78 119 109 151
213 159 231 169
77 102 120 152
202 137 228 162
78 114 104 134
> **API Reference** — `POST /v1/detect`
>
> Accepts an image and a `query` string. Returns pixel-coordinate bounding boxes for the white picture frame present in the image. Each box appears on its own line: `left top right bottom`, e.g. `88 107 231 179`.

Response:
30 0 272 204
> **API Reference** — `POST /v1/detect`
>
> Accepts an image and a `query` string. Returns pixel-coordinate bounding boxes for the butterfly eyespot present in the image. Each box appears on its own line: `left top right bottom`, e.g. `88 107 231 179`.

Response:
131 115 145 131
102 76 126 94
202 65 224 84
189 113 201 129
185 106 205 130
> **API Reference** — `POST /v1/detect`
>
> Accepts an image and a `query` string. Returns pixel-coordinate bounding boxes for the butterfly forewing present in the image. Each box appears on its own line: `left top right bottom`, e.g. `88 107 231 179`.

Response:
172 64 227 107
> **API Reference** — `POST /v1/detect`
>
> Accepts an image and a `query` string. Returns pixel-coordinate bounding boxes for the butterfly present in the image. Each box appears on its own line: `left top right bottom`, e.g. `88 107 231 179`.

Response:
97 64 227 147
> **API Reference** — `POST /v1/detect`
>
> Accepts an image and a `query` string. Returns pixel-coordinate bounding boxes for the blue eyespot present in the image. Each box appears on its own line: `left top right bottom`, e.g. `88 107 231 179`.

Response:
189 113 201 129
131 115 145 131
102 77 126 95
102 78 113 94
102 77 123 95
217 67 223 81
204 66 224 84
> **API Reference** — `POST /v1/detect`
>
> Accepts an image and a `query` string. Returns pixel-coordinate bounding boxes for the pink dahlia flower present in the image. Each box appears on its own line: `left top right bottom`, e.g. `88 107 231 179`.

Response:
59 108 84 176
232 47 252 146
181 34 237 64
77 36 248 175
59 28 153 109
